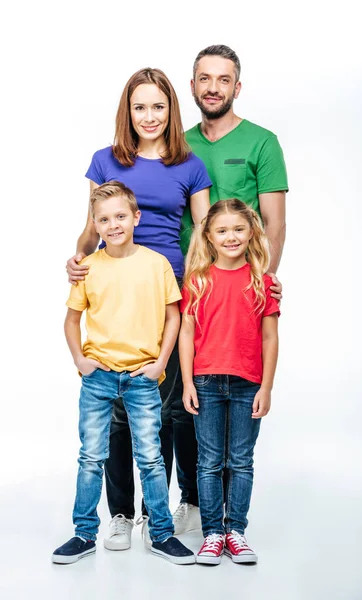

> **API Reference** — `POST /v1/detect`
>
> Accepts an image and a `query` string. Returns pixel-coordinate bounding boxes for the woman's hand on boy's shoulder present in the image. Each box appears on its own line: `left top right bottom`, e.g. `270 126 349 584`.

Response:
252 387 271 419
66 253 88 286
182 383 199 415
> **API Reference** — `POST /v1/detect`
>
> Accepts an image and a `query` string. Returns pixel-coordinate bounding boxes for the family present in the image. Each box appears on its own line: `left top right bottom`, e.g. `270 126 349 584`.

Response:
52 44 288 566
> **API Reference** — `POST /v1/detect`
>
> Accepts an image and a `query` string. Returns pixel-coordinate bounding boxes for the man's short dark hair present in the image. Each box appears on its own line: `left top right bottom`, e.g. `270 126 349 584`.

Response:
193 45 241 81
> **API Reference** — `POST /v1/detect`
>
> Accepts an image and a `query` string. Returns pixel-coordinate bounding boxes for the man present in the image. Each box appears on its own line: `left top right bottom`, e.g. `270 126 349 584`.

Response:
182 44 288 276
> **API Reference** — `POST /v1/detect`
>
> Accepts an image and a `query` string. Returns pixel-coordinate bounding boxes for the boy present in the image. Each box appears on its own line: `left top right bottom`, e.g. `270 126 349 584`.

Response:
52 181 195 565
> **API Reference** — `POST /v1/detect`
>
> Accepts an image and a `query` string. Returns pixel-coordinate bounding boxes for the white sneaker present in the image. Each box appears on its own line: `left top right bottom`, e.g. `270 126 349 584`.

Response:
135 515 152 549
172 503 202 535
103 514 134 550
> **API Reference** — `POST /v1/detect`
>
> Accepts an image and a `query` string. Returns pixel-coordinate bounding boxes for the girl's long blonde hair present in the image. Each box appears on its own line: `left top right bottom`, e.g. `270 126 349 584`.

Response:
183 199 270 319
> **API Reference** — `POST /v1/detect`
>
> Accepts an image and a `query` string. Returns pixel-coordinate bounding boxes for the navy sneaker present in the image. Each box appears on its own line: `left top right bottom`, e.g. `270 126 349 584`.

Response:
151 536 195 564
52 536 96 564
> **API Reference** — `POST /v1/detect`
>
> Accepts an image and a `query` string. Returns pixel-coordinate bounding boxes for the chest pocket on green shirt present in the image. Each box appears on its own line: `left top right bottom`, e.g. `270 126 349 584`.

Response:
217 159 247 196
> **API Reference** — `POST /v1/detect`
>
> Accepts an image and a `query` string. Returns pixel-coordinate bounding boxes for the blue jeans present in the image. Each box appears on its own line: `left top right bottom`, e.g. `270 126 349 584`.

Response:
72 369 174 542
193 375 261 536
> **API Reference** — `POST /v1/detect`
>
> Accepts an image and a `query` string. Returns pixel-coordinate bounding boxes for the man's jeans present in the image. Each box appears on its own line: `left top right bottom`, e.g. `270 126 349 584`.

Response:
73 369 174 542
193 375 261 536
104 278 198 519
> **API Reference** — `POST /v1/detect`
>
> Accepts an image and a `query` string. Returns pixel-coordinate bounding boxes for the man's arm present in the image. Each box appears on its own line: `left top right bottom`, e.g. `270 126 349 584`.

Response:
66 181 100 284
259 191 286 274
130 302 180 380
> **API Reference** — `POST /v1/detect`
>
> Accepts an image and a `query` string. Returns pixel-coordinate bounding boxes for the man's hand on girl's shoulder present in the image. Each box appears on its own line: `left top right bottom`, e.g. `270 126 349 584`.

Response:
268 272 282 304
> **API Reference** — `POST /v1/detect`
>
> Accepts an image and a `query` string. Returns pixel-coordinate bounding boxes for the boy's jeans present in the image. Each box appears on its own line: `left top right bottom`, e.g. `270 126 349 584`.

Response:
72 369 174 543
193 375 261 536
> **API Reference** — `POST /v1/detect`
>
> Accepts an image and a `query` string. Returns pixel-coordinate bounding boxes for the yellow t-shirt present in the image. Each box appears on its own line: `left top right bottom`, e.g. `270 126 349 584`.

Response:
66 246 181 382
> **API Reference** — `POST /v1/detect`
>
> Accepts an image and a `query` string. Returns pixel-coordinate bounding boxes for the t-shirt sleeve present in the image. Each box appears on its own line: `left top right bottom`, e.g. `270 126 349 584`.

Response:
66 279 89 312
188 153 212 195
85 150 107 185
262 275 280 318
256 135 288 195
164 263 182 305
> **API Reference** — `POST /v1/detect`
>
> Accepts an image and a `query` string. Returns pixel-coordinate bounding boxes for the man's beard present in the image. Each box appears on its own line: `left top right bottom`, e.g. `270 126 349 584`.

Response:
193 93 234 120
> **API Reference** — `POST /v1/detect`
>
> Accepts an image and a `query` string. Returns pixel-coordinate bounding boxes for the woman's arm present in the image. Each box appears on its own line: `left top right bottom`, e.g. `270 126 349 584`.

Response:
252 314 279 419
190 188 210 225
179 313 199 415
66 181 100 284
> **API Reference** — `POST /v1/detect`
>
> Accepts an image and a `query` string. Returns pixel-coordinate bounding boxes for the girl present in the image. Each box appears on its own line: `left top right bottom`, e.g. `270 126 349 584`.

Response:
66 68 211 550
179 199 280 565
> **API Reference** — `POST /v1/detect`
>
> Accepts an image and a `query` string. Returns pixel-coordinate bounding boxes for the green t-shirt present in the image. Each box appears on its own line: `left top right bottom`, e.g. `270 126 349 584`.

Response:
181 119 288 255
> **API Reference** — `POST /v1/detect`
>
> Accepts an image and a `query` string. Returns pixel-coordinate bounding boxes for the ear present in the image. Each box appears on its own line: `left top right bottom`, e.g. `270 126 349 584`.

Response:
134 210 141 227
234 81 242 99
93 218 100 235
190 79 195 95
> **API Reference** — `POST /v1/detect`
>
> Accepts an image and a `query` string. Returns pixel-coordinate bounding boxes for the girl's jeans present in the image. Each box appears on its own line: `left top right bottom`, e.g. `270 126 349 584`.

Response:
193 375 261 536
72 369 173 542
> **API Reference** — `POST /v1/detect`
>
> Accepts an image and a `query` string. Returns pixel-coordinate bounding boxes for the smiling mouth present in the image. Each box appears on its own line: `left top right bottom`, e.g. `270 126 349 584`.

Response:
224 244 240 249
108 232 124 238
203 96 223 103
142 125 159 132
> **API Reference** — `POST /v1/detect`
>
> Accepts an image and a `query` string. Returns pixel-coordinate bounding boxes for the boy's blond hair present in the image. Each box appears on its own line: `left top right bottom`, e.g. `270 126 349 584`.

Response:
90 180 139 217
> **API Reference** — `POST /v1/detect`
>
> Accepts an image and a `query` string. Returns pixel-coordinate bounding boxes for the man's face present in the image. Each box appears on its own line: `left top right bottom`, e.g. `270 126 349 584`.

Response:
191 56 241 120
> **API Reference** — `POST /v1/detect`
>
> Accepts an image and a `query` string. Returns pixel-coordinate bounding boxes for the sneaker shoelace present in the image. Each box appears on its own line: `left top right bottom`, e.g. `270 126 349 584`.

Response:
172 503 188 523
135 515 149 527
228 531 249 551
109 514 132 536
201 534 224 553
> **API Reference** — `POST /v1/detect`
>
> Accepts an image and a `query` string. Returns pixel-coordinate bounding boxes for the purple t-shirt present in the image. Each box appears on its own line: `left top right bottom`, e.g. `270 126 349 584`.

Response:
86 147 212 277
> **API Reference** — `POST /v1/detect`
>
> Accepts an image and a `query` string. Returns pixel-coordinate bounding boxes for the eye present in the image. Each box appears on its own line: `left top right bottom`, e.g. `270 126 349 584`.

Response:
154 105 165 111
134 106 144 111
221 78 230 84
117 214 125 220
199 76 208 82
100 217 107 223
236 227 244 232
217 229 226 234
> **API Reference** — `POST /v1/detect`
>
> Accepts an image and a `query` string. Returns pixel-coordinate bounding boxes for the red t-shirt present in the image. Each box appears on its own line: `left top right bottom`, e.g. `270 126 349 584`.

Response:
180 263 280 384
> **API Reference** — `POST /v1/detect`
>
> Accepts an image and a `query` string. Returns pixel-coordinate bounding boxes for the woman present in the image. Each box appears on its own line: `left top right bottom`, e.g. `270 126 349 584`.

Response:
67 67 211 551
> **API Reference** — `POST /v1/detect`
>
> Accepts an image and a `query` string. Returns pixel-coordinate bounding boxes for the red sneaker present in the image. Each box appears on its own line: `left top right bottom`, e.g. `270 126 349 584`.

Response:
224 531 257 564
196 534 225 565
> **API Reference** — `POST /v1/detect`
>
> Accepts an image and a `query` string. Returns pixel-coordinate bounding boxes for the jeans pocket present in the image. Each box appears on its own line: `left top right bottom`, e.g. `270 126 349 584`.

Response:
193 375 212 387
139 373 158 383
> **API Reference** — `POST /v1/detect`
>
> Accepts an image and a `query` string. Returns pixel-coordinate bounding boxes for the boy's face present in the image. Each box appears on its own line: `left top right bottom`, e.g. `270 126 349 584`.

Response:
93 195 141 251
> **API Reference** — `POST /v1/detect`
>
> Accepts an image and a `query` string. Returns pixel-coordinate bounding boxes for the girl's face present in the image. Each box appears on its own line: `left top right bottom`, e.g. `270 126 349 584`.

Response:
207 212 253 268
130 83 169 143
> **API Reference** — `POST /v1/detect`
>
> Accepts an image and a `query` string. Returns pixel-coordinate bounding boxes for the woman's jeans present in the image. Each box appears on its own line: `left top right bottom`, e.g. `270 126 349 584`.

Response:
104 276 198 519
72 369 174 542
193 375 261 536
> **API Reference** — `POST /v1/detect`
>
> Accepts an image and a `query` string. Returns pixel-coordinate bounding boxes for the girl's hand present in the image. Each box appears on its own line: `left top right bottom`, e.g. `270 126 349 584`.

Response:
77 356 111 375
130 361 164 381
182 383 199 415
66 253 88 285
252 387 271 419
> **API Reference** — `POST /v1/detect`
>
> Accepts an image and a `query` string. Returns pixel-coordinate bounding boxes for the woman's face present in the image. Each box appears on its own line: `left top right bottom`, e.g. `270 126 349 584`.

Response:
130 83 169 143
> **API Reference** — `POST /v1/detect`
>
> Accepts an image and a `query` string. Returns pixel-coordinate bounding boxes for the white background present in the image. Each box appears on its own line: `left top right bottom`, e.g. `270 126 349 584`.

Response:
1 1 361 599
